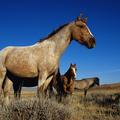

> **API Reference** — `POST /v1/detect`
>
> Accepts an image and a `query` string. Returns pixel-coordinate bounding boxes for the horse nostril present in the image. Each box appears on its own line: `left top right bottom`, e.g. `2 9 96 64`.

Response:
89 37 96 48
93 37 96 44
73 76 76 80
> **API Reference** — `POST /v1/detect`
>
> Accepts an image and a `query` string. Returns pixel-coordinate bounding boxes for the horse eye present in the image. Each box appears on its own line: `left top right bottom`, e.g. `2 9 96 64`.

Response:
79 25 84 28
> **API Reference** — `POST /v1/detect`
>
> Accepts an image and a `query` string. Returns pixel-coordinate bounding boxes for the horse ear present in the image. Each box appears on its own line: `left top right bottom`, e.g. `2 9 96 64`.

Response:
76 13 83 21
82 17 88 23
76 16 81 21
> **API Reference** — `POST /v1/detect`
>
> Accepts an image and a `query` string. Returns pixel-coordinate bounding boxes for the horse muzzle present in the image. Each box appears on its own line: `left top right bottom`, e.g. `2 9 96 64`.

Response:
88 37 96 49
72 76 76 80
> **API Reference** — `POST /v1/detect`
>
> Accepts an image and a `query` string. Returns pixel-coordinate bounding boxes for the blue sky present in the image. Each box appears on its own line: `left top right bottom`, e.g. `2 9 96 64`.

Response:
0 0 120 84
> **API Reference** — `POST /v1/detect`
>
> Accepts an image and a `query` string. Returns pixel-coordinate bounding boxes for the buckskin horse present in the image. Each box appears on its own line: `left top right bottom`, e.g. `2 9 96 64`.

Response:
74 77 100 96
0 16 96 105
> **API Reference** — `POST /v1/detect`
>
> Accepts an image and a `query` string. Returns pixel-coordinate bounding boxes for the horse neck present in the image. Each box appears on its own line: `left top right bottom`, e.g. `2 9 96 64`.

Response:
46 25 72 57
88 80 95 88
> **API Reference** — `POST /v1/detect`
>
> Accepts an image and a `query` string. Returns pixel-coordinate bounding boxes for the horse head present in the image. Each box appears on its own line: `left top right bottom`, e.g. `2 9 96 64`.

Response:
95 77 100 86
69 63 77 80
70 16 96 49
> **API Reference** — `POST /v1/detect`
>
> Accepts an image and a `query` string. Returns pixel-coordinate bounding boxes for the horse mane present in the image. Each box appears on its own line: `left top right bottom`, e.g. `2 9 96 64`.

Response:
38 23 69 42
64 68 69 76
64 68 72 81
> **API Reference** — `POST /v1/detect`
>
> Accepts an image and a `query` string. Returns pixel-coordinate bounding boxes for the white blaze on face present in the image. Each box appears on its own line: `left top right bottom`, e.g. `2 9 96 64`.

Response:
86 25 94 37
72 67 76 79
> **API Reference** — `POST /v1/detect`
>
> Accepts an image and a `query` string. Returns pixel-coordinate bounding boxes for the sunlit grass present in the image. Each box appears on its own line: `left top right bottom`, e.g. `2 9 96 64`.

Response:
0 84 120 120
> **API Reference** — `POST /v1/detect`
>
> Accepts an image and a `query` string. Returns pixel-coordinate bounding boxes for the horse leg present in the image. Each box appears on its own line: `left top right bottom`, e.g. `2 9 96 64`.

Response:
44 76 54 98
18 82 22 99
84 89 87 97
47 79 54 97
38 76 53 97
14 81 22 99
37 72 48 97
43 76 53 91
69 85 74 95
53 68 63 102
14 87 22 100
13 81 22 100
0 69 6 94
48 79 57 98
13 86 18 99
3 77 13 105
49 69 60 97
63 84 67 95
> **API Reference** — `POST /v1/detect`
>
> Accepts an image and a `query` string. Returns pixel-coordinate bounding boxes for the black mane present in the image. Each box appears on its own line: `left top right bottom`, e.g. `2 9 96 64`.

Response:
38 23 68 42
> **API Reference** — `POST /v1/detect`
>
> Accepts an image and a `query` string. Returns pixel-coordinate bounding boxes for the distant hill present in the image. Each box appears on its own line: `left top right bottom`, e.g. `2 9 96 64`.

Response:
91 82 120 91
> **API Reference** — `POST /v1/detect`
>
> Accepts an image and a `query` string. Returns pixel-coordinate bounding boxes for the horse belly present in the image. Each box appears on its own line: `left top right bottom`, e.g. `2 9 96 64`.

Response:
75 82 87 89
7 64 38 77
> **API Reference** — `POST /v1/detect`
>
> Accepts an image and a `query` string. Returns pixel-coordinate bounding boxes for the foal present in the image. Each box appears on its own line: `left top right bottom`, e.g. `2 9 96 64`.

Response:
49 64 77 98
61 64 77 96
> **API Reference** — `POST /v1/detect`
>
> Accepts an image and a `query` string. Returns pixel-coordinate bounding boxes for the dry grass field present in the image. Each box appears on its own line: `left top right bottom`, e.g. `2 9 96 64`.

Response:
0 83 120 120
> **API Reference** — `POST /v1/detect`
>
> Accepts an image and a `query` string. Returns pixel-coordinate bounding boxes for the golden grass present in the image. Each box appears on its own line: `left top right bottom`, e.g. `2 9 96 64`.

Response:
0 83 120 120
63 92 120 120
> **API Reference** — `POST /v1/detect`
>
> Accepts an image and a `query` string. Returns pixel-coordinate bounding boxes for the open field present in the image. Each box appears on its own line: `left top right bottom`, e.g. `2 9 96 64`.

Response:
0 83 120 120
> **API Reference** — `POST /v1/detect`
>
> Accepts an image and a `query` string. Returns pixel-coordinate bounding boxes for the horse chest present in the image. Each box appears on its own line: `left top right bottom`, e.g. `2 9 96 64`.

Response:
37 52 59 72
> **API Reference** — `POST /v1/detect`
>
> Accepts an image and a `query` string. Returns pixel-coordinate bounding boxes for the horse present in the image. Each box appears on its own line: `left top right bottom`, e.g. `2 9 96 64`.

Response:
60 64 77 96
74 77 100 96
0 16 96 105
48 64 77 99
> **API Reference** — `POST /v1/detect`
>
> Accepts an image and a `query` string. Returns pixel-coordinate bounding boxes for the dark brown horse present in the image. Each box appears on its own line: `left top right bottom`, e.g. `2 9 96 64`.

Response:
61 64 77 96
48 64 77 99
1 16 96 105
74 77 100 96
